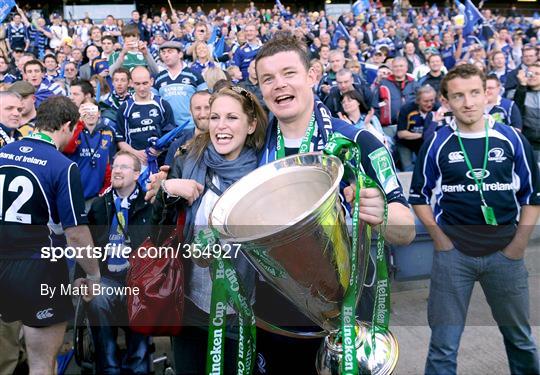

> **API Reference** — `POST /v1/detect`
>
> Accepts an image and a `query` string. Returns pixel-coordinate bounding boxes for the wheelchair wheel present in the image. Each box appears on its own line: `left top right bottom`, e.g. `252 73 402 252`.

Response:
73 297 95 373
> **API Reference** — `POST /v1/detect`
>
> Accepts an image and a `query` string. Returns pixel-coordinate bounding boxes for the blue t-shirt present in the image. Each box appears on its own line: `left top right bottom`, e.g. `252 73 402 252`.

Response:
0 137 87 258
153 66 207 128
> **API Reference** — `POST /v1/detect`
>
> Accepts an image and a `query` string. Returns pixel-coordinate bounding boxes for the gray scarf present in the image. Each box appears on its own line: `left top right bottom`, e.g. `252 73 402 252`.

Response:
181 143 258 243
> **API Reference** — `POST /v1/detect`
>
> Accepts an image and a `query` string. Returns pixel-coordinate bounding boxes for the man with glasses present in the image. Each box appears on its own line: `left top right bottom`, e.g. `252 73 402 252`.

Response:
505 45 538 98
84 150 152 374
485 75 522 130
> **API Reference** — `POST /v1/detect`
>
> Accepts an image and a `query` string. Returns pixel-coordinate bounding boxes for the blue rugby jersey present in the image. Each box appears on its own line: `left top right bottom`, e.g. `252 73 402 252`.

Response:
487 97 522 130
397 101 438 154
65 123 115 199
409 118 540 256
0 137 87 258
6 23 28 50
115 94 175 150
28 25 50 59
440 45 457 70
153 66 207 128
233 42 262 81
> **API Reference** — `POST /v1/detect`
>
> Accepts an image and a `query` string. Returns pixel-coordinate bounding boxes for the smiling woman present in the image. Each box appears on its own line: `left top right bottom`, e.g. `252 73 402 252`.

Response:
148 85 267 374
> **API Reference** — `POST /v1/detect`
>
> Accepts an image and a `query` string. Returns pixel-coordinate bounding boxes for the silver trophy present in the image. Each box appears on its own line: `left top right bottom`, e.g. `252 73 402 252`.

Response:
209 152 398 374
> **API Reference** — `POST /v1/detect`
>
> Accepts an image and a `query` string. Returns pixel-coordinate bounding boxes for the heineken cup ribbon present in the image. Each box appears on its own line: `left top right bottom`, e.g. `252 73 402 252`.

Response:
196 229 257 375
323 133 390 375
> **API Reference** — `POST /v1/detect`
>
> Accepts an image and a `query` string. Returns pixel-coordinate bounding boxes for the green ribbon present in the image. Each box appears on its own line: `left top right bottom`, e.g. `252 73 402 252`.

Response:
198 229 257 375
323 133 390 374
27 132 57 148
276 113 316 159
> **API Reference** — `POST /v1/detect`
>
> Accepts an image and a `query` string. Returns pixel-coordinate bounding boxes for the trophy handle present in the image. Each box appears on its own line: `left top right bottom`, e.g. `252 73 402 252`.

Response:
255 317 327 339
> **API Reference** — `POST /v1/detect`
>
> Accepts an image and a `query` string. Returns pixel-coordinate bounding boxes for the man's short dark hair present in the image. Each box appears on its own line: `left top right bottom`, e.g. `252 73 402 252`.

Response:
112 67 131 80
71 79 95 98
35 96 80 132
427 54 442 64
190 90 211 108
23 59 45 73
101 35 116 44
43 54 58 64
486 74 501 86
440 64 486 100
255 31 310 75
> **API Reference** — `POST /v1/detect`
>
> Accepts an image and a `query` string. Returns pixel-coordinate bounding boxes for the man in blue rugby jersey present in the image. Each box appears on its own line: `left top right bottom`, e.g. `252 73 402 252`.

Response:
116 66 174 166
409 64 540 375
0 96 100 375
153 41 207 129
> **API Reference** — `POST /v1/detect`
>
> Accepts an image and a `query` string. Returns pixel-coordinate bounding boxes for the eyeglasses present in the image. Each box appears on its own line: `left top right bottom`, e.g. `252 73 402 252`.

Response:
111 164 137 171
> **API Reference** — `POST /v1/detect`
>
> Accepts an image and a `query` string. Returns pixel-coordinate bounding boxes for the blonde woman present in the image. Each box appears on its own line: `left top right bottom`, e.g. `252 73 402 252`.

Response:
190 41 216 76
202 66 228 92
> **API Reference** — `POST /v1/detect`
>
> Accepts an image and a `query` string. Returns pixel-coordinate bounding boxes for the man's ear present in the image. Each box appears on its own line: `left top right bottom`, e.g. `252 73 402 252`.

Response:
307 66 317 88
62 121 72 133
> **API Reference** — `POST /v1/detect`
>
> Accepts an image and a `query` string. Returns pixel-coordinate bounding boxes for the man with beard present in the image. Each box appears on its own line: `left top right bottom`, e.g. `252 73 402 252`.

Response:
85 151 152 374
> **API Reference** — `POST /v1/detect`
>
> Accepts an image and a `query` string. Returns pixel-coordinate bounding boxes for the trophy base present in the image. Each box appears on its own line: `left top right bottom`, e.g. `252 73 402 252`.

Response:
316 321 399 375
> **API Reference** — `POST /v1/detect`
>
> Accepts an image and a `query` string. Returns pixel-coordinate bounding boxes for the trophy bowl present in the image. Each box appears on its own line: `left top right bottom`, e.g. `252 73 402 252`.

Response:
209 152 398 374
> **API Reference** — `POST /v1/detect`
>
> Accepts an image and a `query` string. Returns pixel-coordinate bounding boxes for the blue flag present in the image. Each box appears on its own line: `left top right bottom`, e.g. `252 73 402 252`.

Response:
138 120 190 190
0 0 15 23
352 0 370 16
213 35 225 57
331 21 350 48
276 0 286 15
208 26 219 44
361 62 379 85
456 0 483 36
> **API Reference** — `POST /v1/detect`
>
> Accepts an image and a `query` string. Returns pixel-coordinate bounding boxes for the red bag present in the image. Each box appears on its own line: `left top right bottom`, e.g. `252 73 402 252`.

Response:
126 211 186 336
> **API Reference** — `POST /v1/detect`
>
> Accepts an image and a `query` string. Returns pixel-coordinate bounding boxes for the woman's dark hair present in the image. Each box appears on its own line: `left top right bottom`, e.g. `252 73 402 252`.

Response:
35 96 80 132
187 86 268 160
341 90 370 114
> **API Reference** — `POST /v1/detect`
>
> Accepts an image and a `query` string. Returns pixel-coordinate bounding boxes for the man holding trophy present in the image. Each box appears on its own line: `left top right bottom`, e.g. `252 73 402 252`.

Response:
245 31 415 374
147 31 415 375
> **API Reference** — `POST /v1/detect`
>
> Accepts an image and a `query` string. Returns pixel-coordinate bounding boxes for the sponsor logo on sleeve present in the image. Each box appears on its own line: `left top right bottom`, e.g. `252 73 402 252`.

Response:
368 147 400 194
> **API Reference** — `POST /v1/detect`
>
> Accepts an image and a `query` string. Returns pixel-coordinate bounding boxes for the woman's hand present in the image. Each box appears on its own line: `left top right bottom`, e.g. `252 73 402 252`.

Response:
164 179 204 205
145 165 170 203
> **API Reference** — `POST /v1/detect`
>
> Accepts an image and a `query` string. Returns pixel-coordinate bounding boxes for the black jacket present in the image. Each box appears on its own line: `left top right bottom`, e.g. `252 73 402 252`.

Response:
87 184 153 278
323 82 373 117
